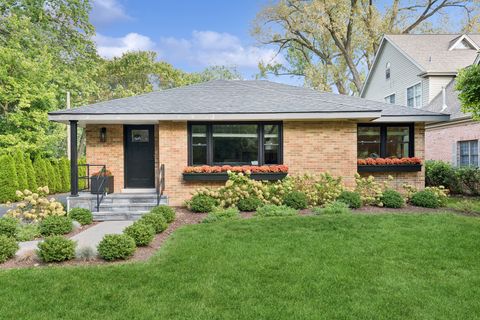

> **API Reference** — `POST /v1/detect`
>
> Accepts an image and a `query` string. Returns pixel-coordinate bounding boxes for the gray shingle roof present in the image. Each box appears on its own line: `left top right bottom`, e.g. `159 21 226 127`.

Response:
386 34 480 73
50 80 445 118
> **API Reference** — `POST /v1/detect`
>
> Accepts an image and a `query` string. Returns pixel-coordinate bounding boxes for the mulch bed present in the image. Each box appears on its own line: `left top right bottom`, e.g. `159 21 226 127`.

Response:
1 205 478 270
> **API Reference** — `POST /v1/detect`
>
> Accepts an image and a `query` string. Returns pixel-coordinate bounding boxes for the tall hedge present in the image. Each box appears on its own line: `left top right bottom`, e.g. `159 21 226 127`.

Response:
44 160 57 193
33 156 48 188
78 157 87 190
52 160 63 193
25 155 38 191
12 150 28 191
59 158 70 192
0 155 19 202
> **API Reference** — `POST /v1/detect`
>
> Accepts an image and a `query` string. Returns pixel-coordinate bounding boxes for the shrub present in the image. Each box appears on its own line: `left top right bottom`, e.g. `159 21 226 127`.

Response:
33 157 48 189
51 160 63 194
337 191 362 209
255 204 298 217
68 208 93 225
0 154 19 203
16 223 41 241
381 189 405 208
76 246 96 261
24 155 38 191
188 194 217 213
139 213 168 233
0 217 18 237
354 173 390 206
0 235 18 263
313 201 351 215
424 186 449 207
78 157 87 190
150 206 175 223
97 234 136 261
455 166 480 195
44 160 57 193
425 160 457 190
6 187 65 222
40 215 72 236
203 207 240 223
59 158 70 192
411 190 443 208
288 173 344 206
124 222 155 246
37 235 75 262
13 150 28 191
283 191 308 209
237 197 263 212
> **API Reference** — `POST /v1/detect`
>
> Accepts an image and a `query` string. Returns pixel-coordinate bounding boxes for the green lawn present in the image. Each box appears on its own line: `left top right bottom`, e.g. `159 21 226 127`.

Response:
1 213 480 319
447 196 480 213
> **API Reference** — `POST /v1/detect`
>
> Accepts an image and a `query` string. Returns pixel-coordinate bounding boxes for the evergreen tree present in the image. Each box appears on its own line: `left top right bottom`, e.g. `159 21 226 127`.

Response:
12 150 28 191
0 155 19 202
59 158 70 192
52 160 62 193
44 160 57 193
33 156 48 188
24 155 38 191
78 157 87 190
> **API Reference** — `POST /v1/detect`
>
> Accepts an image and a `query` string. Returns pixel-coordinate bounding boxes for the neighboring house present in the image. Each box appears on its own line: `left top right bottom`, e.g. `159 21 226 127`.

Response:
48 80 447 214
361 34 480 166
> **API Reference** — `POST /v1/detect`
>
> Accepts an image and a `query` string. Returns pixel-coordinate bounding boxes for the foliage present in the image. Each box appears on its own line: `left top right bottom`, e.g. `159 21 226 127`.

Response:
283 191 308 209
411 190 443 208
424 186 449 207
0 235 18 263
33 157 49 189
337 191 362 209
0 217 18 238
150 206 175 223
357 157 422 165
39 215 73 236
97 234 136 261
44 160 57 194
76 246 96 261
59 158 70 192
255 204 298 217
24 155 38 191
124 222 155 247
52 160 63 193
448 199 480 213
139 213 168 234
354 173 390 206
0 154 19 202
37 235 75 263
455 166 480 195
78 157 87 190
252 0 478 94
183 165 288 173
237 197 263 212
188 194 218 213
12 150 28 191
381 189 405 208
425 160 456 189
313 201 351 215
288 173 344 207
455 64 480 120
202 207 240 223
15 223 41 242
7 187 65 222
68 208 93 226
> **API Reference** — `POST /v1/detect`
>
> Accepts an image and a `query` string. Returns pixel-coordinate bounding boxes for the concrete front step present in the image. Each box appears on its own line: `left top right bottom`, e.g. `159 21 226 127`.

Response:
93 211 150 221
99 203 157 212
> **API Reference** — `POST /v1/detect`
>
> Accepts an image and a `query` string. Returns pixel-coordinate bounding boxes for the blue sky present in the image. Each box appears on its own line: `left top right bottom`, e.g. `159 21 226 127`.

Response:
91 0 287 81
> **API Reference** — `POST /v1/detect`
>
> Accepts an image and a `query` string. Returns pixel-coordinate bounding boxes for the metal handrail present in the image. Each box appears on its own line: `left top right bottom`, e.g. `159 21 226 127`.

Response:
78 163 108 212
78 164 107 191
157 164 165 206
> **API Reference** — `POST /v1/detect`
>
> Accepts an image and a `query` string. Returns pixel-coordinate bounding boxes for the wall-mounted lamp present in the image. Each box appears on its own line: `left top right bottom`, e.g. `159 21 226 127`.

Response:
100 127 107 143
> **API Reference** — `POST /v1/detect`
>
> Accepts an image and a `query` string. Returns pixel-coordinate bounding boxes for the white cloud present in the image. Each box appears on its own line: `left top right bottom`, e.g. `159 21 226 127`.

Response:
91 0 131 25
159 30 283 68
94 33 155 59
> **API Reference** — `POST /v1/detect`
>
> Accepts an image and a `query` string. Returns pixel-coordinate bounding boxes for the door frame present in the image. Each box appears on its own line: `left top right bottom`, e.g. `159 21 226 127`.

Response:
123 124 155 188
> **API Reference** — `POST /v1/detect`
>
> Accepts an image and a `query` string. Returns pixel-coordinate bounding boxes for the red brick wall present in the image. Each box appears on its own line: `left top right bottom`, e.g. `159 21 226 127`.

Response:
425 119 480 163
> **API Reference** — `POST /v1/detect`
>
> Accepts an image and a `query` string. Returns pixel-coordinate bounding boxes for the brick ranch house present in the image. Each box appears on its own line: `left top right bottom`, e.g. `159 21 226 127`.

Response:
48 80 448 217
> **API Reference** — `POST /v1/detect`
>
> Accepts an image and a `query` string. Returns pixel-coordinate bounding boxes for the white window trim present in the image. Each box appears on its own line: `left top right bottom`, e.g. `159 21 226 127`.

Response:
384 93 396 104
406 82 422 108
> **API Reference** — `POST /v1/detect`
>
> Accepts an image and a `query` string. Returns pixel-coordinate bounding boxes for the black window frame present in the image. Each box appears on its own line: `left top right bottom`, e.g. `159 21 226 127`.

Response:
357 123 414 158
187 121 283 166
458 140 479 167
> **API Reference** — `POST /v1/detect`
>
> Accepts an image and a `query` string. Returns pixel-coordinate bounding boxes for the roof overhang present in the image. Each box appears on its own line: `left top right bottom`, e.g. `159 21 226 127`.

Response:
372 115 450 122
418 71 457 78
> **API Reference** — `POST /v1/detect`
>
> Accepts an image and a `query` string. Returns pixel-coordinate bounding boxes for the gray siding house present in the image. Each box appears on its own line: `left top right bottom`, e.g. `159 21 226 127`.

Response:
361 34 480 166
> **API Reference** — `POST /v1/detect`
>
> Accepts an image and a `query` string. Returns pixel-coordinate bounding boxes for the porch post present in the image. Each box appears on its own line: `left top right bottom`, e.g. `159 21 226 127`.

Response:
70 120 78 197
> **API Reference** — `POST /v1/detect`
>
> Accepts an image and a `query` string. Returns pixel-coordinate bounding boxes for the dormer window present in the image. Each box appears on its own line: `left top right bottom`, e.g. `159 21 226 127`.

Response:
385 62 391 79
448 35 479 51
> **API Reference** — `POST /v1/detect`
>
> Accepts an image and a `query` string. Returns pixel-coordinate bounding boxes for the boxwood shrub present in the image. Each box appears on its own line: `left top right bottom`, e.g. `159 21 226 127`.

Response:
188 194 216 213
124 222 155 246
202 207 240 223
337 191 362 209
139 213 168 233
0 217 18 238
37 235 75 262
411 190 443 208
150 206 175 223
381 189 405 208
68 208 93 225
283 191 308 209
237 197 263 212
97 234 136 261
40 215 73 236
0 235 18 263
255 205 298 217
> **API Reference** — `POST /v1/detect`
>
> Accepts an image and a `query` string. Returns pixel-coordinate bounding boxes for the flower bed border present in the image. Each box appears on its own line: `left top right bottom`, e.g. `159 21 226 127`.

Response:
357 164 422 173
182 172 288 181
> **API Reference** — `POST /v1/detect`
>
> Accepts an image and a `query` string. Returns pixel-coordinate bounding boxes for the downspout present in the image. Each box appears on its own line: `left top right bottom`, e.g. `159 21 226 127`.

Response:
441 86 448 112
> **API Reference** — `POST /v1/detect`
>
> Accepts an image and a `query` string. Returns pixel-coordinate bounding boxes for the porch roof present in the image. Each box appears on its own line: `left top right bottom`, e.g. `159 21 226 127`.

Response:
49 80 449 124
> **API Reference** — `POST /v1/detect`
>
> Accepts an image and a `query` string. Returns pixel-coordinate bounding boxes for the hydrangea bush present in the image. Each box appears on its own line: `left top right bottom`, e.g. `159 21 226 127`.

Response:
6 187 65 222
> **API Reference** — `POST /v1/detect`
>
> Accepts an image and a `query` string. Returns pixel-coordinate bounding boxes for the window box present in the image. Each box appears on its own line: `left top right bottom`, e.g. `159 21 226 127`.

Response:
183 172 288 181
90 176 114 194
357 164 422 173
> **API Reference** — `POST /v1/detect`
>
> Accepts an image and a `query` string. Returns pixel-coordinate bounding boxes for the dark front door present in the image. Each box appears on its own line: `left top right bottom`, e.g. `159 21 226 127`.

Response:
124 125 155 188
